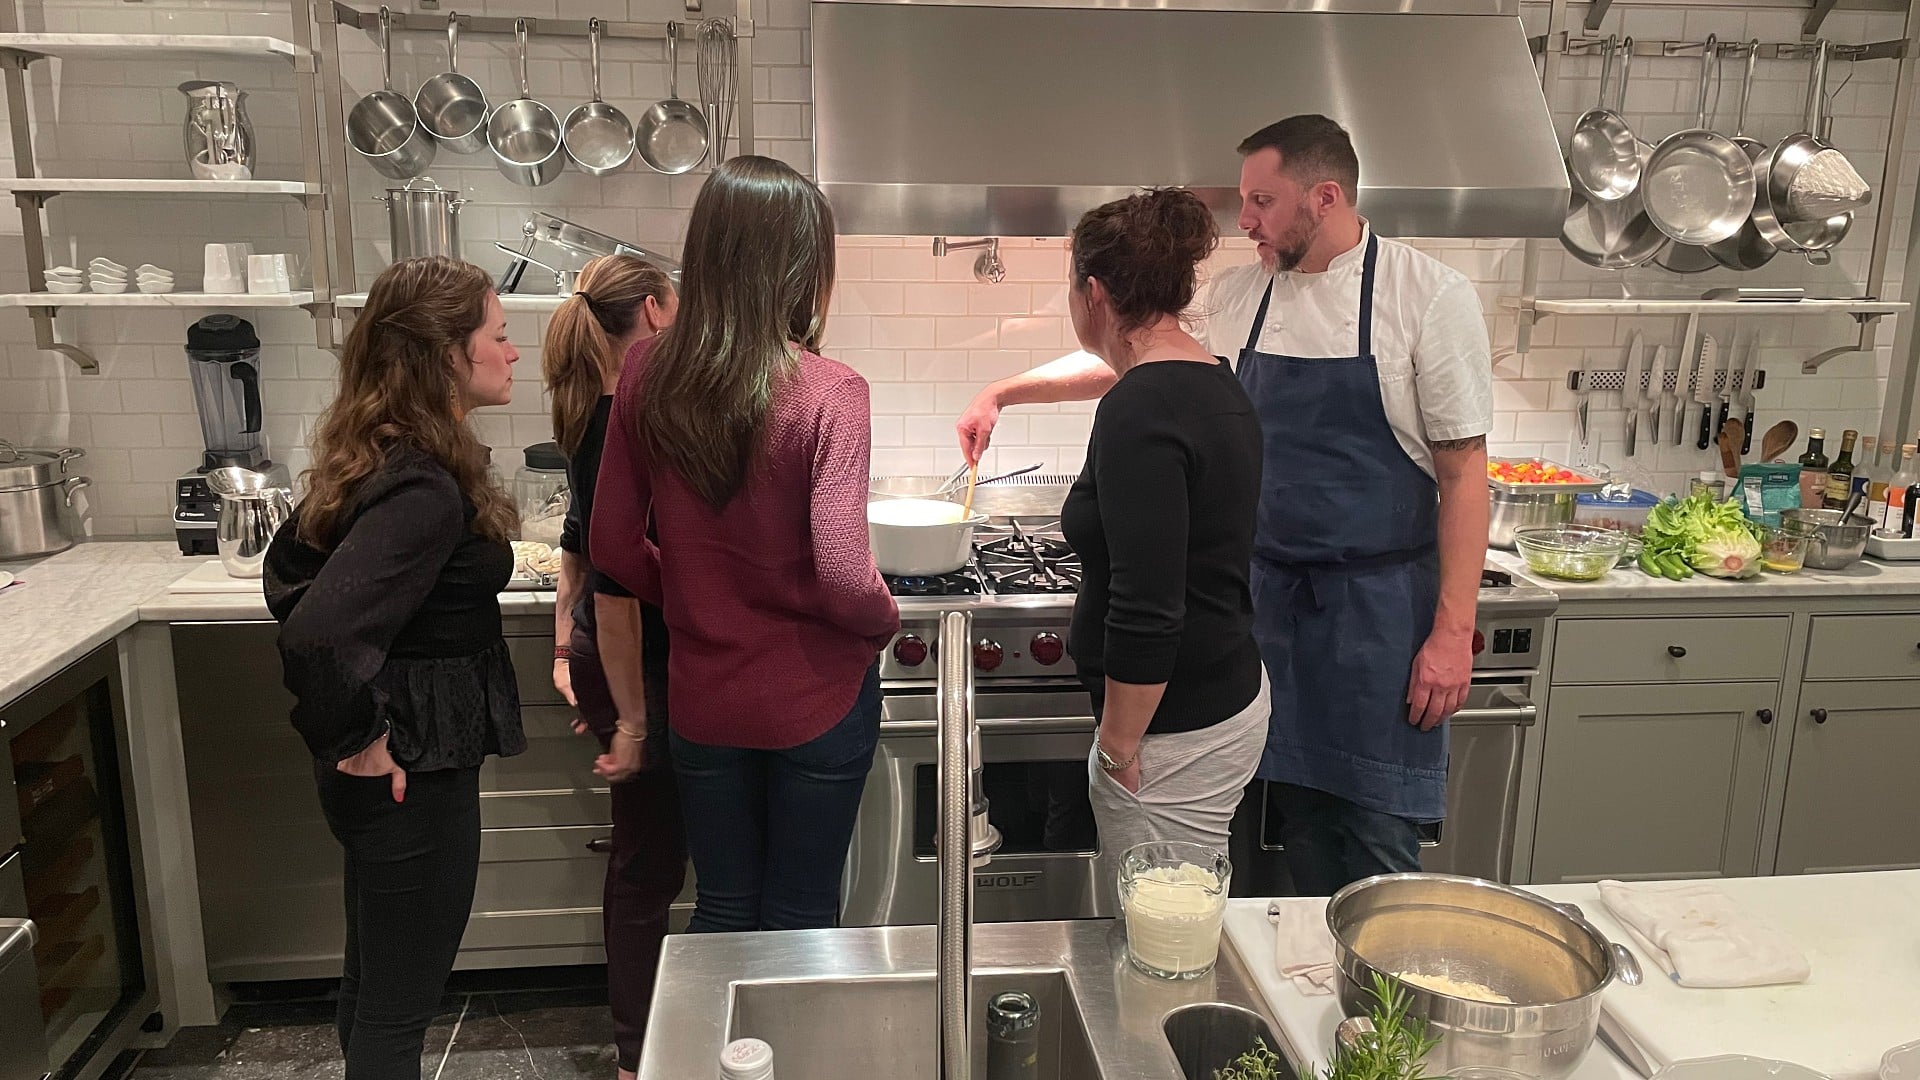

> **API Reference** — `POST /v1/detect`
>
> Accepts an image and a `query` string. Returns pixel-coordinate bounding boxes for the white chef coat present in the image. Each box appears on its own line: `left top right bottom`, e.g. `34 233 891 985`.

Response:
1195 225 1494 479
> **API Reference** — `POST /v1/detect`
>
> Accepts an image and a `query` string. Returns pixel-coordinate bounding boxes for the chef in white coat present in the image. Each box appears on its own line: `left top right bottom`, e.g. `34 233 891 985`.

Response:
955 115 1493 895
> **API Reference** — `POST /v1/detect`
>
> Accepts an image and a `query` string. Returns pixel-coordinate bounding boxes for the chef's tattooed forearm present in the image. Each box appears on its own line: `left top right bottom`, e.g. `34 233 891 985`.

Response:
1431 435 1487 452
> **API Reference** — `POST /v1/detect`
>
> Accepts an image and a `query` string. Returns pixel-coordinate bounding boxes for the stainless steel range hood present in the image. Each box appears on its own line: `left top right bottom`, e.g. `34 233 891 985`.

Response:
811 0 1568 238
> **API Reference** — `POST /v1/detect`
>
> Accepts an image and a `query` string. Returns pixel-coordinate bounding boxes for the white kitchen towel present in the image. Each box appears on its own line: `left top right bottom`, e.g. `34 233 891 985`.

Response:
1598 879 1811 988
1268 900 1338 995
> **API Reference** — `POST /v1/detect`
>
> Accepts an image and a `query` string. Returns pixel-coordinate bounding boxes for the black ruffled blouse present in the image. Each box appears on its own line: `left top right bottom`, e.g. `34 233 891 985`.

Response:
265 445 525 769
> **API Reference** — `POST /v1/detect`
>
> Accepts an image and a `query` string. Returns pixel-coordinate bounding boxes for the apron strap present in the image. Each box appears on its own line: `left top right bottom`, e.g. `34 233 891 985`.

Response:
1244 279 1276 355
1357 232 1379 358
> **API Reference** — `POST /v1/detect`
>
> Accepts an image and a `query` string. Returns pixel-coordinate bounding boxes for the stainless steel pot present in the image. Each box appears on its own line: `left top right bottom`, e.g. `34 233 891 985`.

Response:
379 176 464 262
867 499 985 575
1489 488 1577 549
413 13 489 154
0 444 90 560
1781 507 1872 570
347 6 436 181
487 19 566 187
1328 873 1634 1080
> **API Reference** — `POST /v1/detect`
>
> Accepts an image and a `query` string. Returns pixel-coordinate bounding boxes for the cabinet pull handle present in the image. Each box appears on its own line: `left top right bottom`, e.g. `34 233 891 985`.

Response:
1811 708 1829 725
1667 645 1688 658
585 836 613 854
1756 709 1773 725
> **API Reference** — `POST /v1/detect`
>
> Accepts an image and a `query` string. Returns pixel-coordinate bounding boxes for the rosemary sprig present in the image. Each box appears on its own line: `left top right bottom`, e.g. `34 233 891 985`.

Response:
1216 1037 1285 1080
1320 973 1441 1080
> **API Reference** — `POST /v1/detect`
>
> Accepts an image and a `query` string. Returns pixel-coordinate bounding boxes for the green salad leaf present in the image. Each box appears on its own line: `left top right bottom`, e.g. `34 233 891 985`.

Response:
1642 492 1763 579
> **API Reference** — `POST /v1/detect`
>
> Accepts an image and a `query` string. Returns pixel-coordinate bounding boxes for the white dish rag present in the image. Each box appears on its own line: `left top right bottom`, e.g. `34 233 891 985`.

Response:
1268 900 1338 995
1598 879 1811 989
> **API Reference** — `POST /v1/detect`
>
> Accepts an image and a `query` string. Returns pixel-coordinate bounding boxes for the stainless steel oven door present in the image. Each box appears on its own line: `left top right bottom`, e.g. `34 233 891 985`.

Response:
843 685 1119 927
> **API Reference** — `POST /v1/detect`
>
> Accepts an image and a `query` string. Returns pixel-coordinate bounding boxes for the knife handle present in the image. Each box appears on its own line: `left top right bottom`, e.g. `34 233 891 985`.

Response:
1698 403 1713 451
1715 399 1731 439
1742 408 1755 454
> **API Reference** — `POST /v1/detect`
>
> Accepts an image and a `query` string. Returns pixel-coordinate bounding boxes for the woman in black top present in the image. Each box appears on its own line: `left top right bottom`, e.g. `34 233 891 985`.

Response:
1059 189 1269 859
542 254 681 1080
265 256 526 1080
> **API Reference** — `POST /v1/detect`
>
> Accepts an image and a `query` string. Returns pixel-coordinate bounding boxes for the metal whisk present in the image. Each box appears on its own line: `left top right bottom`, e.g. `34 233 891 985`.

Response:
695 19 737 163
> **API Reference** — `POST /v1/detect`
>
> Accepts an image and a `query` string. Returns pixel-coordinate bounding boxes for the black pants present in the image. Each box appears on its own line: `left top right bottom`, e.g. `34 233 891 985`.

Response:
315 764 481 1080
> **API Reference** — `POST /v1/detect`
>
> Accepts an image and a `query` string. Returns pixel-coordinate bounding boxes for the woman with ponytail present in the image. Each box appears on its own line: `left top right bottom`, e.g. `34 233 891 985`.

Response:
540 254 678 1080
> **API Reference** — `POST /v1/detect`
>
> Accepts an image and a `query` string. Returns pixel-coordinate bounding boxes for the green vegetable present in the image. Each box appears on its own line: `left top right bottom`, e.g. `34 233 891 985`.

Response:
1217 1038 1285 1080
1643 491 1762 580
1315 973 1441 1080
1638 549 1662 577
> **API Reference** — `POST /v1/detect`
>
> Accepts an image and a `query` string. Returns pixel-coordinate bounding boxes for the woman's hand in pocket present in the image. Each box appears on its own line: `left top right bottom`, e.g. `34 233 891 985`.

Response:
336 734 407 803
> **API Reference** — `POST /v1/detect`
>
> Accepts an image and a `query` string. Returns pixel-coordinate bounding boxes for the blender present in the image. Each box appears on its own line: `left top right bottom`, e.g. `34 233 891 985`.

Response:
174 315 290 555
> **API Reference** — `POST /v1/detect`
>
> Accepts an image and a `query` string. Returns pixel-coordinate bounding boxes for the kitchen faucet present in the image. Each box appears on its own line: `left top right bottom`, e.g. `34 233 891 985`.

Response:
937 610 1002 1080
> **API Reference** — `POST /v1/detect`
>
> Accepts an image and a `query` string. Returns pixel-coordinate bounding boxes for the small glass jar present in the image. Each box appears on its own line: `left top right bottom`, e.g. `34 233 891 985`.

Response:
1690 471 1728 502
1118 841 1231 980
515 442 570 548
1761 521 1816 574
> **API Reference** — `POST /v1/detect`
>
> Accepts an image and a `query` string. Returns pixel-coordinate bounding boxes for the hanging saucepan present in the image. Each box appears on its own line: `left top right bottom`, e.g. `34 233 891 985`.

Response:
1568 36 1642 202
1752 41 1852 266
414 12 490 154
1642 36 1755 247
487 19 566 186
635 22 710 174
1561 40 1666 269
347 6 436 180
563 18 637 175
1708 41 1777 271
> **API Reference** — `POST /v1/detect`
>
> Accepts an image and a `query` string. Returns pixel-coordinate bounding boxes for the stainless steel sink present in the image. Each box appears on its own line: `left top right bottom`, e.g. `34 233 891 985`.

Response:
640 919 1298 1080
731 969 1099 1080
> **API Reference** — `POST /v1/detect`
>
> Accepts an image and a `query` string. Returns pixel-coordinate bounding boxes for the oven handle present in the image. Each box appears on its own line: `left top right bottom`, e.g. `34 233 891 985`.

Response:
1449 702 1538 726
882 716 1096 737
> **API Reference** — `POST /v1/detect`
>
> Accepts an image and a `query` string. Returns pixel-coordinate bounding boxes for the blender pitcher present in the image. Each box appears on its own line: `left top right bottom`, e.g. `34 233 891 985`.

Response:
185 315 265 471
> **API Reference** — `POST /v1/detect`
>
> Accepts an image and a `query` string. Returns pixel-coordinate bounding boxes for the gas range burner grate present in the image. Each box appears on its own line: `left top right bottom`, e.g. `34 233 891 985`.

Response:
975 519 1081 594
884 572 981 597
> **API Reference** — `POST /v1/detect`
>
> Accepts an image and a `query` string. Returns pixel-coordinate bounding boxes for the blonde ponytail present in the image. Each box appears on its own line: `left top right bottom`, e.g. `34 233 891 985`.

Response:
543 254 674 456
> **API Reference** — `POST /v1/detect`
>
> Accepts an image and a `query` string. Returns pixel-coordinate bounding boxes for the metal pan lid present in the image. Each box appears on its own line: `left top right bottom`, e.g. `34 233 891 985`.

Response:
0 442 84 487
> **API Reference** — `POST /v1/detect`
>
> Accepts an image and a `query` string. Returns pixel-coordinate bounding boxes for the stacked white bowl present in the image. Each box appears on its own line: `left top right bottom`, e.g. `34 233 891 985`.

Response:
88 257 129 294
135 263 175 294
44 265 84 294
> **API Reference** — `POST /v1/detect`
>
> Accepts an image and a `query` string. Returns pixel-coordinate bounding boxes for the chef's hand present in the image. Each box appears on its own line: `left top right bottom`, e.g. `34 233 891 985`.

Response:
956 389 1001 465
337 734 407 803
1406 627 1473 732
553 657 576 706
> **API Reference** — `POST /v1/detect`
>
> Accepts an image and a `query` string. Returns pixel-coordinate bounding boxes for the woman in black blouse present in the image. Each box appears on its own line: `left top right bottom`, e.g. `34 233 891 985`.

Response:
1060 189 1268 860
542 253 680 1080
265 256 526 1080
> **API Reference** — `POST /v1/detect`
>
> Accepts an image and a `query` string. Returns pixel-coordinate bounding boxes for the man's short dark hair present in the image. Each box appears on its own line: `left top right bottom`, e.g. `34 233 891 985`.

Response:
1237 115 1360 203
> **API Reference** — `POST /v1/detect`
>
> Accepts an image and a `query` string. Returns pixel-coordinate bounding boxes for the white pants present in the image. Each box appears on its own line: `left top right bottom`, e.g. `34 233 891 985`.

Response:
1087 672 1270 861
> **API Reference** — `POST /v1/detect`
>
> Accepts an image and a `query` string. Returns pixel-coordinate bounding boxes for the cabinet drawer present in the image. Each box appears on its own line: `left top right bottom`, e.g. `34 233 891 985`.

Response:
1804 615 1920 681
474 825 607 915
1552 616 1790 684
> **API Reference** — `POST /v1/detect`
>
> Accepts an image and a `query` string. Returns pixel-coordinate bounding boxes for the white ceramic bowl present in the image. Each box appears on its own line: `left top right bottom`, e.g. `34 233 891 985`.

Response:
1653 1057 1832 1080
136 279 175 294
135 263 170 276
89 279 128 294
45 281 85 294
89 258 127 274
135 269 174 280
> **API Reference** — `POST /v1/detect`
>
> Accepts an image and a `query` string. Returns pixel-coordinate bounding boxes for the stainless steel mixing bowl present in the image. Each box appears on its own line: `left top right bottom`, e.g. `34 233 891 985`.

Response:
1327 873 1635 1080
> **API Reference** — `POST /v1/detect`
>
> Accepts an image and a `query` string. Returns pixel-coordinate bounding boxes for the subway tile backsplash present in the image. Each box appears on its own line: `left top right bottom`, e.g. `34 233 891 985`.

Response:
0 0 1914 540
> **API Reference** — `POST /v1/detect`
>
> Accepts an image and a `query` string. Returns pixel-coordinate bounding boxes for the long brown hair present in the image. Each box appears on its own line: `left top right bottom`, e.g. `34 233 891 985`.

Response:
637 155 835 511
543 255 674 456
298 256 518 549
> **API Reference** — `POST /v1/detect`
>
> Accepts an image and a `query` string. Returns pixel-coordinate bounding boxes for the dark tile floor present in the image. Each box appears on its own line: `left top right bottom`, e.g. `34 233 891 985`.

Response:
130 972 619 1080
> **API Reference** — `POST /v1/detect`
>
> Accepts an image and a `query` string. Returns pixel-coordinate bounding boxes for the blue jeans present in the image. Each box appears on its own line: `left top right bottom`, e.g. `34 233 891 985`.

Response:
1267 782 1422 896
669 664 881 932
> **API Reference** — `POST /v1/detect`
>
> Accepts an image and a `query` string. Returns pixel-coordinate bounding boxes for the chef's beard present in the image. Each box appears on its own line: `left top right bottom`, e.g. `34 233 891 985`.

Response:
1259 202 1321 273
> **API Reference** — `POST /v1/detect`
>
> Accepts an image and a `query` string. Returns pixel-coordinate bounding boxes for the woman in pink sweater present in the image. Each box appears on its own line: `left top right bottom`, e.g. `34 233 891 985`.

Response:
592 156 899 931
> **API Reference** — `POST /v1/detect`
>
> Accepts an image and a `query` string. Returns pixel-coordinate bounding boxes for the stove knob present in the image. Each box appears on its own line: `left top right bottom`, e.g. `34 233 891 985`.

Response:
974 638 1005 672
892 634 928 667
1472 630 1486 656
1030 632 1065 666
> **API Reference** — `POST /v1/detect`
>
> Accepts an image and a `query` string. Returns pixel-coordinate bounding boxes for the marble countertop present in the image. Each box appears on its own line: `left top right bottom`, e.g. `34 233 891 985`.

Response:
0 542 555 712
1490 549 1920 601
0 542 200 711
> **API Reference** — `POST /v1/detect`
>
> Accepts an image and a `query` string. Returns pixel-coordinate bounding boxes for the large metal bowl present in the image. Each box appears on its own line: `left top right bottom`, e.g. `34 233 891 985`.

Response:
1328 874 1631 1080
1780 508 1872 570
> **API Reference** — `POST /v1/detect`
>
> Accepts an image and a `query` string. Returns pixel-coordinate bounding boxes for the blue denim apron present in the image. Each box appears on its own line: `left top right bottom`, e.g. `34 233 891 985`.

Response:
1234 235 1447 822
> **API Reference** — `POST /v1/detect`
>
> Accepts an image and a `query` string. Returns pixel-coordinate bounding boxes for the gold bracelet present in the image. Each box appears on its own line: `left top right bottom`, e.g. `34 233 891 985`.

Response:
615 721 647 743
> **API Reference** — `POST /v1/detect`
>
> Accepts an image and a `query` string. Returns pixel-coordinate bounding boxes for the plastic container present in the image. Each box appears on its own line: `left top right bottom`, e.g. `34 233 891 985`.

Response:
1512 524 1629 581
1574 487 1661 536
720 1038 775 1080
515 442 570 548
1882 1040 1920 1080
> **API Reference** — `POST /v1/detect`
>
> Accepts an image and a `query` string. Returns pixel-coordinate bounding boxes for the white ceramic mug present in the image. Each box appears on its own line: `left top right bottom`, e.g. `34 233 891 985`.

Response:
246 254 289 294
203 243 254 292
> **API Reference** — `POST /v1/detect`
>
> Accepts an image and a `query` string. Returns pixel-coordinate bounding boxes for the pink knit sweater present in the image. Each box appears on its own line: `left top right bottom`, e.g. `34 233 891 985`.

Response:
591 340 900 749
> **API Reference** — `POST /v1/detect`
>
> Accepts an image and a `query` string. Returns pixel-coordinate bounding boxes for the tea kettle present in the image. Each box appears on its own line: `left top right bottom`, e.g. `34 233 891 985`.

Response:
207 466 292 578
